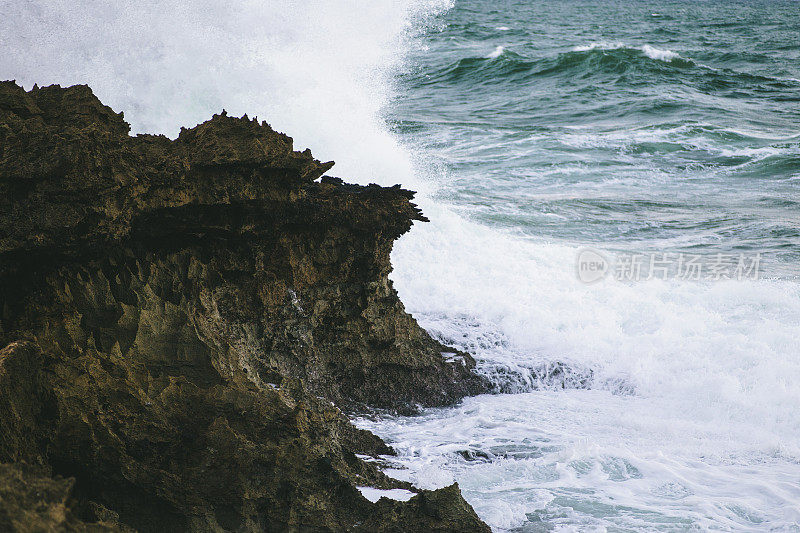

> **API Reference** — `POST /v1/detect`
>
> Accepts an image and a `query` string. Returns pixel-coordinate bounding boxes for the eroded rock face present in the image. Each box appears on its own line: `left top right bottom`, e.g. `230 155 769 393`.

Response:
0 81 490 532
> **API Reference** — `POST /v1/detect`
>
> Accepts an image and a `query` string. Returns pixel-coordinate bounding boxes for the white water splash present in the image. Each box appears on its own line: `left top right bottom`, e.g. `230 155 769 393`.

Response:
357 487 416 503
487 45 505 59
641 44 682 62
0 0 453 193
573 41 684 62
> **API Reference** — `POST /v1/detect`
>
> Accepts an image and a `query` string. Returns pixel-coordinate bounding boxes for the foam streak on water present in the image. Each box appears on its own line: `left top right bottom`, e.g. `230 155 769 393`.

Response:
4 0 800 531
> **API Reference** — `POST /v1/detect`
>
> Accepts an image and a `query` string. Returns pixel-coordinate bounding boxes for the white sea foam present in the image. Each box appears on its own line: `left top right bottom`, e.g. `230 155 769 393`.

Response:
385 205 800 529
641 44 681 62
357 487 416 503
356 389 800 530
572 41 627 52
572 41 684 62
487 45 505 59
4 2 800 531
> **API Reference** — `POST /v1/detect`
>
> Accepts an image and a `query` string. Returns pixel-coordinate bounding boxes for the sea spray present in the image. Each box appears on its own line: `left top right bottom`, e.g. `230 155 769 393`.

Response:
0 0 452 192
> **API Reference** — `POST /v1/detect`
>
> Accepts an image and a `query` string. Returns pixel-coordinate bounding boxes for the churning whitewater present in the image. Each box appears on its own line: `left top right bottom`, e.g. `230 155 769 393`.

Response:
4 0 799 530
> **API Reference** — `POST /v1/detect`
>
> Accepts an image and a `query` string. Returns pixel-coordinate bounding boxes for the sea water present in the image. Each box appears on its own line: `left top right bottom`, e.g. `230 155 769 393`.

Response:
4 0 799 530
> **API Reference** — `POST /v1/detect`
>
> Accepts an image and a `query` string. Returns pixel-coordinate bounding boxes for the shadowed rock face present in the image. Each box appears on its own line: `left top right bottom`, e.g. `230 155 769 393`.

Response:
0 81 490 532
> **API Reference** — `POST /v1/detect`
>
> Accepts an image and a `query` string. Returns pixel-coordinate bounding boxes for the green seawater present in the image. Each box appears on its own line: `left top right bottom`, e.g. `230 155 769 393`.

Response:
389 0 800 278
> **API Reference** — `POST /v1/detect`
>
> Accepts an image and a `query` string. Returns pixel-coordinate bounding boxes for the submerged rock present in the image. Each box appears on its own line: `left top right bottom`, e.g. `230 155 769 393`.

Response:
0 81 490 532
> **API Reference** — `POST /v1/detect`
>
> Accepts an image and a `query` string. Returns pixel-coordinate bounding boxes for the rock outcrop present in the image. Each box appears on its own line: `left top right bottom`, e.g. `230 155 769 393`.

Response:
0 81 490 532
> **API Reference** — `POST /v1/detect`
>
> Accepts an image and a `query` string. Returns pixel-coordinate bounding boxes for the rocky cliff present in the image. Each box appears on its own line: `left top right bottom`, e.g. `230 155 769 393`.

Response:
0 81 490 532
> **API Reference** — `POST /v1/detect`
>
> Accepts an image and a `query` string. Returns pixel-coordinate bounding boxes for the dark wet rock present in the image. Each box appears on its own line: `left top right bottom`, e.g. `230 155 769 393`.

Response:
0 81 490 532
480 360 594 394
0 461 129 532
456 450 494 463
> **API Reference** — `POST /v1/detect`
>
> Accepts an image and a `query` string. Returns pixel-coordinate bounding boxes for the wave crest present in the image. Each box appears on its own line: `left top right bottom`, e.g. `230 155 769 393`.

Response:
572 42 685 62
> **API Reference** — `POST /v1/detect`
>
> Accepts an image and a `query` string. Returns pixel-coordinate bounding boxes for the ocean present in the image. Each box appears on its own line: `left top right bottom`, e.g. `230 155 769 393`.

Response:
3 0 799 530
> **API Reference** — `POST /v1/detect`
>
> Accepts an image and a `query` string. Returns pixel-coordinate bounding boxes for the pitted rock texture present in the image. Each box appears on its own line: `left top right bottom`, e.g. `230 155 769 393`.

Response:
0 81 490 532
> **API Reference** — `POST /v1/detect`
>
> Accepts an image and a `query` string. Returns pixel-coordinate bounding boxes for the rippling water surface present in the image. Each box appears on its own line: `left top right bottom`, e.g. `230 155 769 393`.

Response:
390 0 800 276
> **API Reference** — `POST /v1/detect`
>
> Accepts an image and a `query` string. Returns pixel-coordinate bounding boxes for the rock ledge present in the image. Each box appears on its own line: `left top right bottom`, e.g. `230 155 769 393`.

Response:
0 81 490 532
